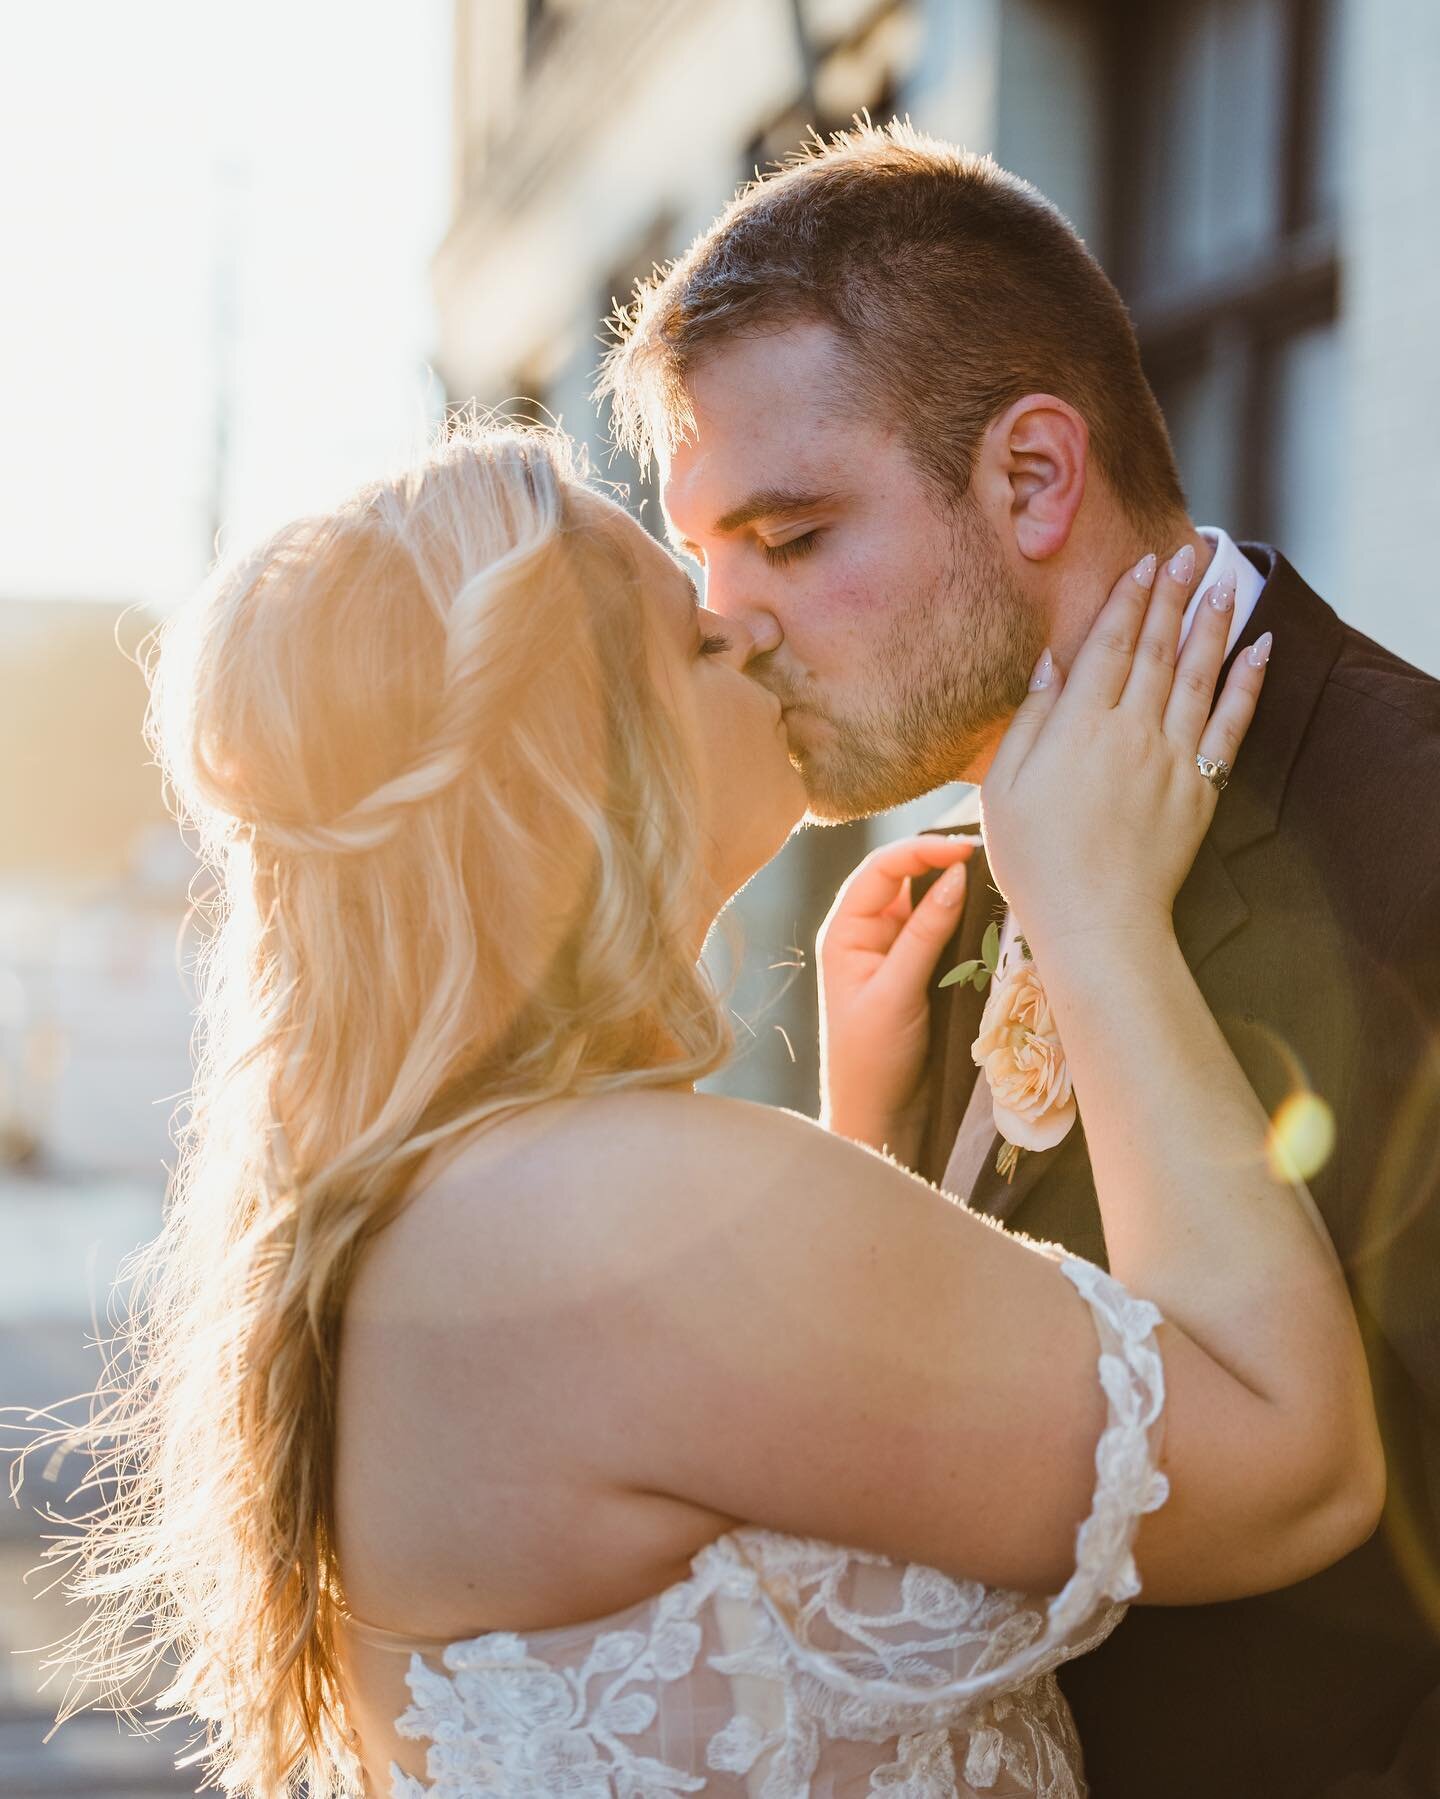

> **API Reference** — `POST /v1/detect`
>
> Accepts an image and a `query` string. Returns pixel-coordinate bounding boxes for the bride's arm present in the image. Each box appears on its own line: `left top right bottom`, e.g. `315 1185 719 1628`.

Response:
525 1075 1375 1605
1026 922 1374 1599
972 553 1382 1598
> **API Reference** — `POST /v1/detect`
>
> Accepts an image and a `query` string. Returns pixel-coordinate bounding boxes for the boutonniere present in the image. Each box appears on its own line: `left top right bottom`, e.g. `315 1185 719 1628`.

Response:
941 924 1077 1183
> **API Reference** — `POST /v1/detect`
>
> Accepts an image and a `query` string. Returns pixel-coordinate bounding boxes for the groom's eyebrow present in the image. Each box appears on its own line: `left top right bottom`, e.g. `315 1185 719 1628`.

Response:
714 487 837 533
668 486 838 555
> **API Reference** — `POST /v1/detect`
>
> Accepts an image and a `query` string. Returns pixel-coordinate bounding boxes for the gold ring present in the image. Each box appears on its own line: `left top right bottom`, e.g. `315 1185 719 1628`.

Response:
1196 753 1231 793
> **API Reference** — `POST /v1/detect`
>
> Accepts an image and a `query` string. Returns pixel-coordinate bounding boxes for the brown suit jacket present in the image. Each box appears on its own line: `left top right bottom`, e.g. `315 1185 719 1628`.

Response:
916 550 1440 1797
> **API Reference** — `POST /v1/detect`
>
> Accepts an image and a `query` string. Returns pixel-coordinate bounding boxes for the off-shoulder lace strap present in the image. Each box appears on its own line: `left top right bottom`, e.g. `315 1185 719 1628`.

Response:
730 1256 1169 1711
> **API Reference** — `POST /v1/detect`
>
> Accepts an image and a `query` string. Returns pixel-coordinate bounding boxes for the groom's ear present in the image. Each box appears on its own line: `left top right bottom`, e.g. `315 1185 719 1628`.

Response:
978 394 1088 563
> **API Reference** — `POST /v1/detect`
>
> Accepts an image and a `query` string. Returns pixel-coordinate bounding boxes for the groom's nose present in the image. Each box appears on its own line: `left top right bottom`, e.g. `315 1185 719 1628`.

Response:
697 603 764 668
704 572 783 662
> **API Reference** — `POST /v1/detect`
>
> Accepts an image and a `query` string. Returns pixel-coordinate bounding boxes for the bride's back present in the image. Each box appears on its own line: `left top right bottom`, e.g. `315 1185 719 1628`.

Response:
331 1092 747 1790
332 1094 740 1644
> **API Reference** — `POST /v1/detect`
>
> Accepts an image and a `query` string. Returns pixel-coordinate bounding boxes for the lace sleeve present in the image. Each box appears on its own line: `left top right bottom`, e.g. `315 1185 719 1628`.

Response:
726 1256 1169 1714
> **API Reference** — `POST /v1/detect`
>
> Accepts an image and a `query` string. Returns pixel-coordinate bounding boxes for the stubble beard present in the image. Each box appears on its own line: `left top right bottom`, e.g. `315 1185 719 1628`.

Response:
794 502 1046 824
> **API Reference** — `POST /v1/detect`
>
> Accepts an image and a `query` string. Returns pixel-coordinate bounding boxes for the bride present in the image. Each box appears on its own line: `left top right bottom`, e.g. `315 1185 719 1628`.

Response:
40 424 1380 1796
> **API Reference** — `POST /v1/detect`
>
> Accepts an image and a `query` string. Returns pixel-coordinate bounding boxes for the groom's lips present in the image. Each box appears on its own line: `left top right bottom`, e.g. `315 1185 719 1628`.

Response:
779 704 819 751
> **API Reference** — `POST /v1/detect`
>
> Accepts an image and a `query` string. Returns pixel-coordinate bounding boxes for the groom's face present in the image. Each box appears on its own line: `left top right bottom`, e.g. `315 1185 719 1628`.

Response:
659 322 1045 821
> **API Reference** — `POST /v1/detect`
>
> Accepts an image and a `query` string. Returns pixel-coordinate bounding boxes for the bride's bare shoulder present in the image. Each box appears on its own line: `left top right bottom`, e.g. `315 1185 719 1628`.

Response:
519 1088 835 1174
420 1089 856 1227
352 1092 856 1303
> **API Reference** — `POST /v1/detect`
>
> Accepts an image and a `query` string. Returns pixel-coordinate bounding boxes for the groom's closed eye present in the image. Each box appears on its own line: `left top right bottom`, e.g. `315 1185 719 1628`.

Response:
762 530 822 568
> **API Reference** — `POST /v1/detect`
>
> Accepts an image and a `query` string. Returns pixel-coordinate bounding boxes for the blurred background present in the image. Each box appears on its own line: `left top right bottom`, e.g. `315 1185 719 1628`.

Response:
1 1 1436 1791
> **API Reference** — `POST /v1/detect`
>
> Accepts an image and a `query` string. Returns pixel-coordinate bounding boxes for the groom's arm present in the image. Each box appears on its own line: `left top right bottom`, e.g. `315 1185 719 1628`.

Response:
1318 1684 1440 1797
1322 871 1440 1793
1335 869 1440 1422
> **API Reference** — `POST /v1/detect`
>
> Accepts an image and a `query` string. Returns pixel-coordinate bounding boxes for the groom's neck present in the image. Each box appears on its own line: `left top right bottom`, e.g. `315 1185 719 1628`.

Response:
1047 514 1213 670
959 514 1215 786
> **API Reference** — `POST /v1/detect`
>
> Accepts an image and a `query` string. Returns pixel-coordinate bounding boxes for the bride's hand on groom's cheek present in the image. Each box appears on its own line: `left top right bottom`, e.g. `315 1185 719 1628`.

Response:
817 833 975 1155
981 544 1270 962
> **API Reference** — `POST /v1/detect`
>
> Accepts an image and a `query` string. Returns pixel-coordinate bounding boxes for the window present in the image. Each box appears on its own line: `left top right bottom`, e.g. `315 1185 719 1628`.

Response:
1105 0 1346 595
742 0 919 177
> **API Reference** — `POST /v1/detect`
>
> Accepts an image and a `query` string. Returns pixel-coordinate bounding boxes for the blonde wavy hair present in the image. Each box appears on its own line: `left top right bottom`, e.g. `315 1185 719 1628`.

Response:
30 424 732 1795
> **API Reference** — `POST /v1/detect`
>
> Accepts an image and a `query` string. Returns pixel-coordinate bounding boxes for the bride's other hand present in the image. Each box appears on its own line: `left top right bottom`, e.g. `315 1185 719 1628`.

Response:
981 546 1270 958
818 833 974 1153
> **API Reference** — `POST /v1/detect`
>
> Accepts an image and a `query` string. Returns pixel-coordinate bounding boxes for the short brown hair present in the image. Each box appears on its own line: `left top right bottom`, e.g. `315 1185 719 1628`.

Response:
600 120 1185 530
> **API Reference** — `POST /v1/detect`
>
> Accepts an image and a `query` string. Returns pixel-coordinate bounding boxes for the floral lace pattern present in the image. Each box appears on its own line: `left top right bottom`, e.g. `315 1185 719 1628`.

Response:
386 1259 1167 1797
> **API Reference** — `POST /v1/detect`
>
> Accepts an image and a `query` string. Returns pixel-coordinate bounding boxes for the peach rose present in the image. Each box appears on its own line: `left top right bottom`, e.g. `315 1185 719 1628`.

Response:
971 953 1077 1153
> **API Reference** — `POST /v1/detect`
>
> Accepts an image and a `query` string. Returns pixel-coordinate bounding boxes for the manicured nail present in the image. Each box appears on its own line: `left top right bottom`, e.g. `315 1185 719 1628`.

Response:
1131 552 1158 590
934 863 968 907
1204 571 1237 613
1167 543 1197 584
1029 647 1055 690
1246 630 1274 668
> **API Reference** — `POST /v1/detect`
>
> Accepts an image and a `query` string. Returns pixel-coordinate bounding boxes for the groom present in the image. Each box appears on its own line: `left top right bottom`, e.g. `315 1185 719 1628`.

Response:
603 125 1440 1796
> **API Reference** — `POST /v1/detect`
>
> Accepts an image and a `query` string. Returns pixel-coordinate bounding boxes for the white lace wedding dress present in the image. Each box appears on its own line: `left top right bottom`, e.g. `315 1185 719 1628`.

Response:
341 1259 1168 1798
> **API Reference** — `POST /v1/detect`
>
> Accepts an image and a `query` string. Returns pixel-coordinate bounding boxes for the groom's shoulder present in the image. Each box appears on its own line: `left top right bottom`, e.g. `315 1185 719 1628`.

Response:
1328 628 1440 733
1252 551 1437 757
1305 604 1440 788
1255 551 1438 727
1269 559 1440 885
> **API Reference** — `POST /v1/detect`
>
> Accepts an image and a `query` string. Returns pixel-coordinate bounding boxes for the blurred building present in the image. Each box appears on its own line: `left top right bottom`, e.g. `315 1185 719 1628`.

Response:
436 0 1440 1110
0 599 193 1177
0 599 195 1796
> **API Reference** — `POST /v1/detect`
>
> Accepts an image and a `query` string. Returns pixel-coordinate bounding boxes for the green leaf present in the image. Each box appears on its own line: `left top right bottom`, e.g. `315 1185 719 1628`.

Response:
981 921 1001 973
972 967 991 992
938 959 982 989
1017 936 1032 962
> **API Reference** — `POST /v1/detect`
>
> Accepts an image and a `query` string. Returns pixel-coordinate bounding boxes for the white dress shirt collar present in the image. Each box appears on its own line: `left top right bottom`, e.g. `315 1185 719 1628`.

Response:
1182 526 1265 656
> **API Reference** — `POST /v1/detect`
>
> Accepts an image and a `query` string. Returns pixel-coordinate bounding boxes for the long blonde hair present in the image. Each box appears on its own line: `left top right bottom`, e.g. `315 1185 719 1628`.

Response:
32 424 732 1794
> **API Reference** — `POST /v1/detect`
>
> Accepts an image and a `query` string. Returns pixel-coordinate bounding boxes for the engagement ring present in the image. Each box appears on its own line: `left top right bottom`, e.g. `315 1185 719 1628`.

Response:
1196 753 1231 793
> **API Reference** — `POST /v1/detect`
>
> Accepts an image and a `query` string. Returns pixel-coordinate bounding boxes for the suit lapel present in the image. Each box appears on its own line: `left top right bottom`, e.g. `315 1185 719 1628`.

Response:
1169 548 1343 968
1206 546 1343 860
1173 836 1250 970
